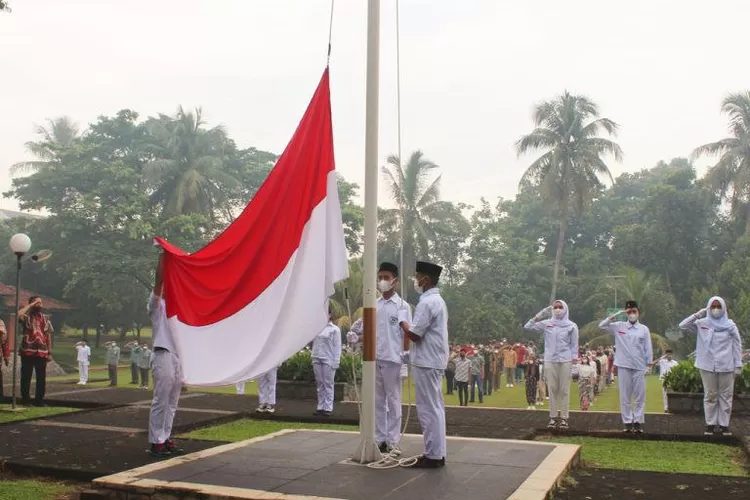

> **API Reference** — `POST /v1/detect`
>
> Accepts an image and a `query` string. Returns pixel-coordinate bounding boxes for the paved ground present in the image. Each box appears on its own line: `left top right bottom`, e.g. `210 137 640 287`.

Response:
1 381 748 483
94 430 579 500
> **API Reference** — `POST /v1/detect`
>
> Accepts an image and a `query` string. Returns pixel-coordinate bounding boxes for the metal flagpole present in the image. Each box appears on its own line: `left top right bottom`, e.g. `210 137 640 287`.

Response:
352 0 381 464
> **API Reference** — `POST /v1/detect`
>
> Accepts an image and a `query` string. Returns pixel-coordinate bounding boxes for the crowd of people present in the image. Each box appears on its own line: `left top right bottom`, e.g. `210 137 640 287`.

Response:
2 253 745 469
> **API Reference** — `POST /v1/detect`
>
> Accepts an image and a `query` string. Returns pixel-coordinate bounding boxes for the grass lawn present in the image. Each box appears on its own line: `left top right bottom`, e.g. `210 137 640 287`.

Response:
539 435 749 476
47 370 667 414
0 404 78 424
0 478 77 500
182 419 358 442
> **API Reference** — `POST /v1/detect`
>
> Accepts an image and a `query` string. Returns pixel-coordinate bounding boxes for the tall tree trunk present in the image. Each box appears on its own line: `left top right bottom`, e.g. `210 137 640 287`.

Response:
550 204 569 304
95 326 102 348
744 202 750 236
82 327 88 342
119 327 128 341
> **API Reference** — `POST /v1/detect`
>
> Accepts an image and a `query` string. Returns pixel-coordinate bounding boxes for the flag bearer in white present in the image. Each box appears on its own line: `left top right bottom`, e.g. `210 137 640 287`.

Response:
148 254 184 458
350 262 412 455
598 300 653 434
74 340 91 385
679 296 743 436
312 308 342 416
399 261 449 469
256 366 279 413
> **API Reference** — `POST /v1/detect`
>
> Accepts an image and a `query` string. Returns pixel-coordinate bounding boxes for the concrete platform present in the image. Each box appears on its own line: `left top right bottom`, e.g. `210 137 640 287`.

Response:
92 430 580 500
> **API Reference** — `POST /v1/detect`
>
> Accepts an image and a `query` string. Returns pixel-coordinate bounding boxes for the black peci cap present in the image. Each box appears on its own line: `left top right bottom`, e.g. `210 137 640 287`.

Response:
625 300 639 310
416 261 443 278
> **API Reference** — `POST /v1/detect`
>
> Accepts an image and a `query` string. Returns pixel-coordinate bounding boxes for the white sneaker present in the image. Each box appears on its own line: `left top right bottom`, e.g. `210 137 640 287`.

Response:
255 404 266 413
510 384 515 388
266 405 275 414
526 405 533 410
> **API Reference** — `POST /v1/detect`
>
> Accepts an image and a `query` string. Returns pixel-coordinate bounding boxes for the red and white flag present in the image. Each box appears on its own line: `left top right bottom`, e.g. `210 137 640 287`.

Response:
154 69 349 385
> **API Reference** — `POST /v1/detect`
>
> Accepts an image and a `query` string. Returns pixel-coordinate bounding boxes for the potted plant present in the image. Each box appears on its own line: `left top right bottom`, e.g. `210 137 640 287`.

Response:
663 360 750 415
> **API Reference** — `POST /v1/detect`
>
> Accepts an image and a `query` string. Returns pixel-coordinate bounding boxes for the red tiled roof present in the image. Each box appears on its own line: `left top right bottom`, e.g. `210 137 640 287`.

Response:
0 283 74 311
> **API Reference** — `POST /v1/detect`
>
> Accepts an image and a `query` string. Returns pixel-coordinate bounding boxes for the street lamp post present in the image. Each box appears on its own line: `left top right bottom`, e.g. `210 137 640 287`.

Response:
9 233 32 410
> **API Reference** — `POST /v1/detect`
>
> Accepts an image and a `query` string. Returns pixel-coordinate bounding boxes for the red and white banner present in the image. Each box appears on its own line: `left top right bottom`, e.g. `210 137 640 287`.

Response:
154 69 349 385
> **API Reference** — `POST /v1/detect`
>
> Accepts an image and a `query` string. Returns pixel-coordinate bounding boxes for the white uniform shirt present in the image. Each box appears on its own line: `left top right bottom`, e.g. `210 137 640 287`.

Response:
312 322 342 368
148 292 177 354
409 288 449 370
76 345 91 365
657 358 678 379
679 314 743 373
578 364 596 380
351 293 412 364
598 319 653 371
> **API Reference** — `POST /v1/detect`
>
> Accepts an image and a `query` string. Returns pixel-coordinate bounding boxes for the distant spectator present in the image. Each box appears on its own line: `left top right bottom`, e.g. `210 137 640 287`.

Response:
104 341 121 387
19 296 54 406
74 340 91 385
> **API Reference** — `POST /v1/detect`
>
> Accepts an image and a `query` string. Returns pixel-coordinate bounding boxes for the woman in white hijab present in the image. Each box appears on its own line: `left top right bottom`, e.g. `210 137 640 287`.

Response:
524 300 579 430
679 296 743 436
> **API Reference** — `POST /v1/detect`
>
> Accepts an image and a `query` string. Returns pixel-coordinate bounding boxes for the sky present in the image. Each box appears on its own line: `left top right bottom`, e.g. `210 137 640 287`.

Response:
1 0 748 213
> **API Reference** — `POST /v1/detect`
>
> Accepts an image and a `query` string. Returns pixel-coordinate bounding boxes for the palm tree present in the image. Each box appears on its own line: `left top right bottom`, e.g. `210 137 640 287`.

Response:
330 259 364 330
380 150 468 288
144 107 239 223
516 92 623 303
692 92 750 235
10 117 80 174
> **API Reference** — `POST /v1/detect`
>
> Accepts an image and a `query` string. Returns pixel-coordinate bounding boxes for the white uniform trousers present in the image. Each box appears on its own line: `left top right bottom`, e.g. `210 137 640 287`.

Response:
235 381 246 395
313 361 336 412
699 369 735 428
661 381 668 412
149 350 183 444
412 366 446 460
544 361 571 419
258 368 278 406
376 360 403 446
78 362 89 383
617 367 646 424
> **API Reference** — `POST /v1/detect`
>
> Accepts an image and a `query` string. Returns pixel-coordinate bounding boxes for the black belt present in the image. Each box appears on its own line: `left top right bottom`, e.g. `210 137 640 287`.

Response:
154 347 169 352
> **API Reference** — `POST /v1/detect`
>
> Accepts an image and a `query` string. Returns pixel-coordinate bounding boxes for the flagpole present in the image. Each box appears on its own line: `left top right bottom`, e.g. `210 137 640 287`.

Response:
352 0 381 464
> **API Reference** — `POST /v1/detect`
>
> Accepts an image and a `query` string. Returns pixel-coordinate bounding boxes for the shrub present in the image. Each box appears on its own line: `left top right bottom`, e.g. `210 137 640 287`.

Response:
663 360 750 395
277 350 362 384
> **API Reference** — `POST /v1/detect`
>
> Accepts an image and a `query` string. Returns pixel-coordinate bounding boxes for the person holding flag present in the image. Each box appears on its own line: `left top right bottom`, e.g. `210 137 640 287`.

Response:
148 254 184 458
349 262 412 455
399 261 449 469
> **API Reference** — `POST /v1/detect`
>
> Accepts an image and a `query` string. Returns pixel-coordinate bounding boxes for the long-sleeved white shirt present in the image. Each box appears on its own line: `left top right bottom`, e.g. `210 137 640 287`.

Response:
524 318 579 363
409 288 450 370
598 318 653 371
149 293 177 354
350 293 412 364
312 322 342 368
679 314 742 373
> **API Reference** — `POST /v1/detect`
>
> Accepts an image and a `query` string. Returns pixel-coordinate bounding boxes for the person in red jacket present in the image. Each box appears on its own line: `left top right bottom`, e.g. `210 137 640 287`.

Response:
514 343 527 382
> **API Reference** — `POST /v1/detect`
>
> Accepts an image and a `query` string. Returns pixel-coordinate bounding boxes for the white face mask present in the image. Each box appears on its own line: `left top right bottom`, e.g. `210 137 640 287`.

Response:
413 278 424 295
377 279 393 293
627 313 638 323
710 308 723 319
553 308 565 319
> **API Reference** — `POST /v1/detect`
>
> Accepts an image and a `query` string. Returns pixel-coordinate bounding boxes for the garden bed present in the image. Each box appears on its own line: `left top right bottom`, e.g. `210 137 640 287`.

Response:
667 392 750 415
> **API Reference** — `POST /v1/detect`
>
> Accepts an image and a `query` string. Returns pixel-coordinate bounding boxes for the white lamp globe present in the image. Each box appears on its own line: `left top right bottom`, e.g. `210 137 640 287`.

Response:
9 233 32 256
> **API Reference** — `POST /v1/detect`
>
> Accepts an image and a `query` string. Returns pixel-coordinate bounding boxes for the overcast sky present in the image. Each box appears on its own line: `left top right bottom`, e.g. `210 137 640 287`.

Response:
1 0 747 212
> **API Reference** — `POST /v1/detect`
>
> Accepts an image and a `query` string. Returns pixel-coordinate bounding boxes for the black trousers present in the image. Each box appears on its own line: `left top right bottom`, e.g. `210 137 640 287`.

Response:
20 355 47 403
445 370 454 394
483 374 493 395
456 381 469 406
140 368 149 387
131 363 139 383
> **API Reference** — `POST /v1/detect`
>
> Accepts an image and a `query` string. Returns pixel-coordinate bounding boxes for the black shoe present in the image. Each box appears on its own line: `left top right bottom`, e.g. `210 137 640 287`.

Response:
633 423 643 434
34 401 47 407
165 439 184 454
558 419 569 430
319 410 331 417
149 444 171 458
378 442 388 454
719 426 732 436
313 410 322 416
408 456 445 469
548 418 558 429
623 423 633 433
704 425 715 436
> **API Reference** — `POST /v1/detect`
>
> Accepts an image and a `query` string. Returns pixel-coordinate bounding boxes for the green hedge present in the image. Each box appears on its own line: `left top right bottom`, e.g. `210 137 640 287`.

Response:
277 350 362 384
663 360 750 395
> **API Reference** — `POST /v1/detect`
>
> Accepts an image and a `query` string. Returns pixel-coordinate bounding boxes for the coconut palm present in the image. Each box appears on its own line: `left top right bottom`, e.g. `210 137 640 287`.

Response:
380 150 469 288
692 91 750 235
10 117 80 174
143 107 239 222
330 258 364 330
517 92 623 303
